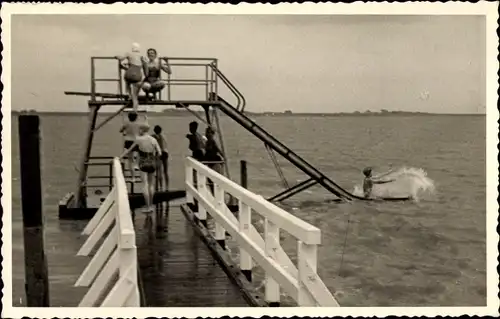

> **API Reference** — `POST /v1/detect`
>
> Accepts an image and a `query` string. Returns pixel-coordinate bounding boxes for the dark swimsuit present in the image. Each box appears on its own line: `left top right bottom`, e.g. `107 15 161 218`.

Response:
124 64 142 84
188 133 204 161
144 62 164 92
204 140 222 162
138 150 156 173
124 140 138 151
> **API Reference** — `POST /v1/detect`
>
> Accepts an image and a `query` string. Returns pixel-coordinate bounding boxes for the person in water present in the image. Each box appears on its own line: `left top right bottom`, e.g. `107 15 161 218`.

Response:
120 125 162 213
204 127 224 174
119 112 148 182
152 125 169 189
115 43 145 112
141 48 172 100
362 167 395 198
186 121 205 161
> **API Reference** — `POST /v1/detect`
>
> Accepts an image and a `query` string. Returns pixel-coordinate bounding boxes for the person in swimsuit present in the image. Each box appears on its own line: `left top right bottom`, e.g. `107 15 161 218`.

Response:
203 127 224 174
362 167 395 198
119 112 148 182
141 48 172 100
115 43 145 112
186 121 205 161
120 125 162 213
152 125 169 189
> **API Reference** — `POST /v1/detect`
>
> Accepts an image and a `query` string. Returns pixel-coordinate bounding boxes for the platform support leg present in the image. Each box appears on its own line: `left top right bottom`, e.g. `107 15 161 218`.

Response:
73 104 100 208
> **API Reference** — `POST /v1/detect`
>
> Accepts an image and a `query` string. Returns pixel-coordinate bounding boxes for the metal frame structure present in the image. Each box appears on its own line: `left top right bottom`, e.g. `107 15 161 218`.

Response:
64 55 409 211
68 56 243 209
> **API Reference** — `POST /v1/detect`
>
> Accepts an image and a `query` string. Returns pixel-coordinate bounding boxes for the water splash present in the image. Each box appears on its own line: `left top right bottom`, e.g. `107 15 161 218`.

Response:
352 167 436 201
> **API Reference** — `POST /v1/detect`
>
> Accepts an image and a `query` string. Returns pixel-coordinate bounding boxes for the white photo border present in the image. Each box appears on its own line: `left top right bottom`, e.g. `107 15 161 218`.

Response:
1 2 498 318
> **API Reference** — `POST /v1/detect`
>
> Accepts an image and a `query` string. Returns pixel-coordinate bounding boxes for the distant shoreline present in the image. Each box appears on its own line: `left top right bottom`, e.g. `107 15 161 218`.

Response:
11 110 486 117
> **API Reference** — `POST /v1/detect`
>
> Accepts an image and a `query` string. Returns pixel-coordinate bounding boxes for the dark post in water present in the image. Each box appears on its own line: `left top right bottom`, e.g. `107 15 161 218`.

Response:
19 114 50 306
240 160 248 189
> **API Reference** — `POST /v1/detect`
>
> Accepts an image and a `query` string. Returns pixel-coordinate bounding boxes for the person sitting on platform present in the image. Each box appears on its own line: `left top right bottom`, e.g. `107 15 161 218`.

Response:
141 48 171 100
115 42 145 113
152 125 169 189
186 121 206 161
204 127 224 174
119 124 162 214
362 167 395 198
119 112 148 182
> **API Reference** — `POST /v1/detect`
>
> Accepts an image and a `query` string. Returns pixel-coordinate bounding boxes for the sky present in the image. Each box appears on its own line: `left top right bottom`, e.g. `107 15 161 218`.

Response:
10 14 486 113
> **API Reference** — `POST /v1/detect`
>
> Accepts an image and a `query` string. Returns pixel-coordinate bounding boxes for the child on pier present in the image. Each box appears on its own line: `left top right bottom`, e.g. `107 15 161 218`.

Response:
152 125 169 189
204 127 224 174
186 121 206 161
119 112 148 182
115 43 145 113
119 125 162 214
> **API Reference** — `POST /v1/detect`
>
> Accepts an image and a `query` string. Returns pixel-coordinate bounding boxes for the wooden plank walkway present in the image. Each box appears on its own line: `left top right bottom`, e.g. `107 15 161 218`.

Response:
134 206 250 307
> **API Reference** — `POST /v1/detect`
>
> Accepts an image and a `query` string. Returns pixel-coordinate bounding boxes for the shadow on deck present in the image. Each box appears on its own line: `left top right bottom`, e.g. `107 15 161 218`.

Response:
134 206 249 307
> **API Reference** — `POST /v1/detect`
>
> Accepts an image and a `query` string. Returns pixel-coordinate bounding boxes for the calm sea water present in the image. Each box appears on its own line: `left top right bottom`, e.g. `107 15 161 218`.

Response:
10 113 487 306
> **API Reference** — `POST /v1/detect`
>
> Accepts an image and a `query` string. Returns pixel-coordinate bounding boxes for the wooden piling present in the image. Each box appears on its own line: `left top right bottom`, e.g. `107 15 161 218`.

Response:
240 160 248 189
18 115 50 307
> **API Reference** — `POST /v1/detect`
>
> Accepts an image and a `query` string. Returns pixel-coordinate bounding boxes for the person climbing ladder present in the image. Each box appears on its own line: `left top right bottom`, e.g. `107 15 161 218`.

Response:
115 42 145 113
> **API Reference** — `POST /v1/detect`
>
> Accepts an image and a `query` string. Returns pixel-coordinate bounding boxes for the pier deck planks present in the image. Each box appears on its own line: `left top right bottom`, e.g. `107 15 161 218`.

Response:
134 206 249 307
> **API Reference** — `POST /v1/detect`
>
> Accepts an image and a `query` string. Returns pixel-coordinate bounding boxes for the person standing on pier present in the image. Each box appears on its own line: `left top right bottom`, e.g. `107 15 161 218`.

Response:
120 112 148 182
120 125 162 214
115 43 145 112
186 121 206 161
152 125 169 189
204 127 224 174
142 48 172 100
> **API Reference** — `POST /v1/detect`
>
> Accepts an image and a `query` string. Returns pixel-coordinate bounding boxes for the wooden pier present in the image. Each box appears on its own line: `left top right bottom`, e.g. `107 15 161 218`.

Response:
64 156 338 307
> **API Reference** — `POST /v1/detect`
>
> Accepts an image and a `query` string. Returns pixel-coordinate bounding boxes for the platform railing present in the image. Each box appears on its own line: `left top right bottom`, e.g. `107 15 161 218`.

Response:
88 56 246 112
90 56 219 102
185 157 340 307
73 158 139 307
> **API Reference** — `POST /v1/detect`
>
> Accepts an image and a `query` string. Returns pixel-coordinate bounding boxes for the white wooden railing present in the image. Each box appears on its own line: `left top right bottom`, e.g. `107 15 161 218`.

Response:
185 157 340 307
74 158 140 307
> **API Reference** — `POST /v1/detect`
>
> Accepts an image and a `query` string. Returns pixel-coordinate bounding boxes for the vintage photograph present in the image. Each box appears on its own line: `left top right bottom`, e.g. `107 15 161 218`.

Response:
1 2 498 317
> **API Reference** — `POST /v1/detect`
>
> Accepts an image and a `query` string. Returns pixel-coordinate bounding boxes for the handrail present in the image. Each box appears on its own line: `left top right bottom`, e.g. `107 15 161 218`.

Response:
208 64 247 112
215 95 356 201
185 157 339 307
74 158 140 307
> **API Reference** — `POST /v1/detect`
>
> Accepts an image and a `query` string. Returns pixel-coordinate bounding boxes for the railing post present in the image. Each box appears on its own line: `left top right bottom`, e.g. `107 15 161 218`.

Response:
205 64 209 101
197 173 208 227
214 183 226 249
167 68 171 100
214 59 218 98
118 236 139 306
117 59 123 96
185 160 194 205
297 241 318 306
265 219 280 306
238 200 252 282
90 57 96 102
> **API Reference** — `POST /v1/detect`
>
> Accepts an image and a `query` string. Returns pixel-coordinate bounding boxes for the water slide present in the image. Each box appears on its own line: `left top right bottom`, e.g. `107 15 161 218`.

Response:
214 95 410 202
